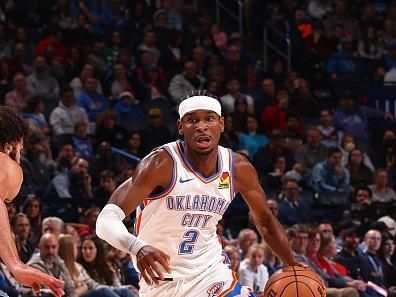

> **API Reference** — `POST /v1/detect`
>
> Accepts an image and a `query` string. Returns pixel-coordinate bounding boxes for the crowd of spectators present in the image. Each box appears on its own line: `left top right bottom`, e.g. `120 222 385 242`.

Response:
0 0 396 296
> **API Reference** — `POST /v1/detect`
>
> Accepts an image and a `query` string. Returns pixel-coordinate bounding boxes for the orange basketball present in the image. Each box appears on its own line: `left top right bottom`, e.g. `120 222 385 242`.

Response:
263 266 327 297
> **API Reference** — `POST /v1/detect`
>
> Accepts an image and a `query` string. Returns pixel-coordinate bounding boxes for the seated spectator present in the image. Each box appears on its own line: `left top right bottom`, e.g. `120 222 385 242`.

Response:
289 78 320 120
283 113 304 151
12 213 35 263
237 229 258 259
126 132 145 161
73 121 94 159
262 155 287 194
168 60 205 105
20 96 50 135
232 95 250 133
77 77 109 122
238 244 269 295
140 108 174 155
224 245 241 275
26 55 60 117
58 234 132 297
317 108 341 148
254 78 276 119
262 242 282 276
89 142 121 187
22 195 43 245
350 187 379 228
93 171 117 207
5 72 32 111
42 217 64 238
310 147 350 196
339 133 374 171
78 208 101 238
114 91 146 132
70 64 103 98
369 169 396 203
219 115 239 152
220 77 254 115
78 236 134 296
28 233 77 296
110 63 132 100
289 224 360 297
346 148 374 190
48 156 93 199
137 31 160 65
211 23 228 51
320 233 348 276
358 26 383 60
238 115 269 159
378 237 396 288
50 87 89 137
49 143 75 177
278 179 313 227
107 247 139 291
295 127 328 177
95 111 129 149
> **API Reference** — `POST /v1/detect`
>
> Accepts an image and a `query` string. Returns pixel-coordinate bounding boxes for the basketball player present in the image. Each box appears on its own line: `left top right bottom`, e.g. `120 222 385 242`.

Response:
0 106 65 296
97 92 299 296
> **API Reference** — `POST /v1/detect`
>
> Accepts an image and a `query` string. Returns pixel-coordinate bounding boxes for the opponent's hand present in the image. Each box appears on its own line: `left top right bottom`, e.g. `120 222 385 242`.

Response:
11 263 65 296
136 245 171 285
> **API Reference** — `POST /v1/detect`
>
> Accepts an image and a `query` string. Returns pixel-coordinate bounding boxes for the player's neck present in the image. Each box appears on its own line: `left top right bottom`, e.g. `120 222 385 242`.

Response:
184 147 219 178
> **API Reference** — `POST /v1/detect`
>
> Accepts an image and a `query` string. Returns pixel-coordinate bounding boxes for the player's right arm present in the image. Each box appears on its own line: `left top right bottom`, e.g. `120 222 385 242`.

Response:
96 149 173 285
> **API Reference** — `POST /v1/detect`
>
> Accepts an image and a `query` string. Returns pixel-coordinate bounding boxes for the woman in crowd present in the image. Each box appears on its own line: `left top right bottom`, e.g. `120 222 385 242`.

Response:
378 236 396 288
346 148 374 190
369 169 396 203
78 236 136 297
22 195 43 245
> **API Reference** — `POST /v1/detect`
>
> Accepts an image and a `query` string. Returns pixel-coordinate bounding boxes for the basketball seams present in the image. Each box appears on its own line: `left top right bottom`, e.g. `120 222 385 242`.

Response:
298 281 319 297
292 265 299 297
264 274 324 289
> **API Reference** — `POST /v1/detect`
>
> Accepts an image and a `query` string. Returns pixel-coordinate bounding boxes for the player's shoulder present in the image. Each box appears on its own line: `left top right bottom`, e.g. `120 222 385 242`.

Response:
136 147 174 174
0 153 22 180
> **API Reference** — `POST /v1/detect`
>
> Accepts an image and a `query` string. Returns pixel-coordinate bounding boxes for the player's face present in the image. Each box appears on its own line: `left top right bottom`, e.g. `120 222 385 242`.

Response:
178 110 224 156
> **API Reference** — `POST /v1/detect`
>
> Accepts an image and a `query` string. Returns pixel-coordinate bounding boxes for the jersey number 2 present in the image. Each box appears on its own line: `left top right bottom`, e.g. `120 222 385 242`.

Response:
178 230 199 254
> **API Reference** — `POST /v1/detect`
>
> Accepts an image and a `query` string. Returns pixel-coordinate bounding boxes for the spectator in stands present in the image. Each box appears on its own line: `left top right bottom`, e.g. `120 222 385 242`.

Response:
333 91 393 148
89 142 121 187
87 39 107 78
360 230 387 291
95 111 129 149
255 78 276 119
262 87 296 135
380 19 396 50
219 115 239 152
346 148 374 190
12 213 35 263
238 244 269 295
138 31 160 65
22 195 43 245
232 96 249 133
5 72 32 111
103 31 124 67
253 130 294 179
295 127 328 177
107 247 139 291
290 78 320 120
210 23 228 51
35 28 68 66
77 77 109 122
78 207 101 238
369 169 396 203
140 108 173 155
50 87 89 137
72 121 93 159
358 26 383 60
114 91 145 132
70 64 103 98
351 186 379 229
307 229 366 293
317 108 341 148
339 133 375 171
223 44 256 88
378 237 396 288
324 0 359 40
42 217 64 238
20 96 50 134
310 147 350 195
64 47 83 84
237 229 258 259
27 55 60 112
28 233 76 297
303 21 333 66
49 156 93 199
278 179 313 227
168 60 205 105
20 130 52 196
110 63 132 100
50 143 75 176
78 236 134 296
238 115 269 159
126 132 145 161
289 225 360 297
262 155 287 194
93 170 117 207
58 234 129 297
220 77 254 115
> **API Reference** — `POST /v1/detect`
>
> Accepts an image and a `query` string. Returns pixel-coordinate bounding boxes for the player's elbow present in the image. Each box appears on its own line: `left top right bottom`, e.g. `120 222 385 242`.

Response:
95 210 108 241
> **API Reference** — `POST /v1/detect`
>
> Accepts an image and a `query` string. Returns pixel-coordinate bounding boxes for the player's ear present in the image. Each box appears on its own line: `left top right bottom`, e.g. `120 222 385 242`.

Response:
219 116 224 133
177 119 183 136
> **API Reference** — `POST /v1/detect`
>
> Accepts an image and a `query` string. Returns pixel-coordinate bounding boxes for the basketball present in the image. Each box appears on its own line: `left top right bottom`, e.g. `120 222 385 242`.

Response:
263 266 327 297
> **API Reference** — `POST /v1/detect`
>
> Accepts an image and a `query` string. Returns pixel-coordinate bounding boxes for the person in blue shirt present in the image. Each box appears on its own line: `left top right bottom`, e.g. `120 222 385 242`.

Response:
77 77 109 122
239 115 269 159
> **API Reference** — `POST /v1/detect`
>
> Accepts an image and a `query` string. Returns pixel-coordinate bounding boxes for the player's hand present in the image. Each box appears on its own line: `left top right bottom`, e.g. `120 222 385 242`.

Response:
11 263 65 296
290 262 309 269
136 245 171 285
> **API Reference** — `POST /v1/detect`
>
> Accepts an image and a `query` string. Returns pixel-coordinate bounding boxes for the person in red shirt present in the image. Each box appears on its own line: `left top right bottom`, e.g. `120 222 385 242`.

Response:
36 28 69 66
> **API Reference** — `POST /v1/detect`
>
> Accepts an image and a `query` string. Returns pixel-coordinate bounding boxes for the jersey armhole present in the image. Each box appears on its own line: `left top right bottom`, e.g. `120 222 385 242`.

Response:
146 146 177 200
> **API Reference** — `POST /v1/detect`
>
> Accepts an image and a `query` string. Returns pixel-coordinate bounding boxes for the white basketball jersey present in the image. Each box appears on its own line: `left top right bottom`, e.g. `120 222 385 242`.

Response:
134 140 235 279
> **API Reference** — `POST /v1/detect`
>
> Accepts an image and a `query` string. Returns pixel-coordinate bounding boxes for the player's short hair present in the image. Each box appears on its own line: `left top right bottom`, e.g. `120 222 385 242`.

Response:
180 89 218 102
0 106 29 148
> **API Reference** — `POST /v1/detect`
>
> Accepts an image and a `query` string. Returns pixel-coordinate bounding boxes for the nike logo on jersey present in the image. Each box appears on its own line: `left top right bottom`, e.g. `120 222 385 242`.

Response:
179 177 195 183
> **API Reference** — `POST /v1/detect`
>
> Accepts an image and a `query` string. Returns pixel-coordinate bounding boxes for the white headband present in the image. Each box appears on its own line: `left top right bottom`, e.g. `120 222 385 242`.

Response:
178 96 222 119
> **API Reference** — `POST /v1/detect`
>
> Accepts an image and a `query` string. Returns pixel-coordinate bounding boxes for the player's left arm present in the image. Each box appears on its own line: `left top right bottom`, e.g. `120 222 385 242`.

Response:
234 153 298 266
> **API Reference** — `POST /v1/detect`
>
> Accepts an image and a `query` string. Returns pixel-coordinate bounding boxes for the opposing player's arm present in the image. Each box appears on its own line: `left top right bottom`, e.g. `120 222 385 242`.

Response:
234 153 298 266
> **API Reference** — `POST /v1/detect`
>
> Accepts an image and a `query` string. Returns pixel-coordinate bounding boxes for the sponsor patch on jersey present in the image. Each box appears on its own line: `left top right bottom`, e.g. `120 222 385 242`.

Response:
218 172 230 189
207 281 225 297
